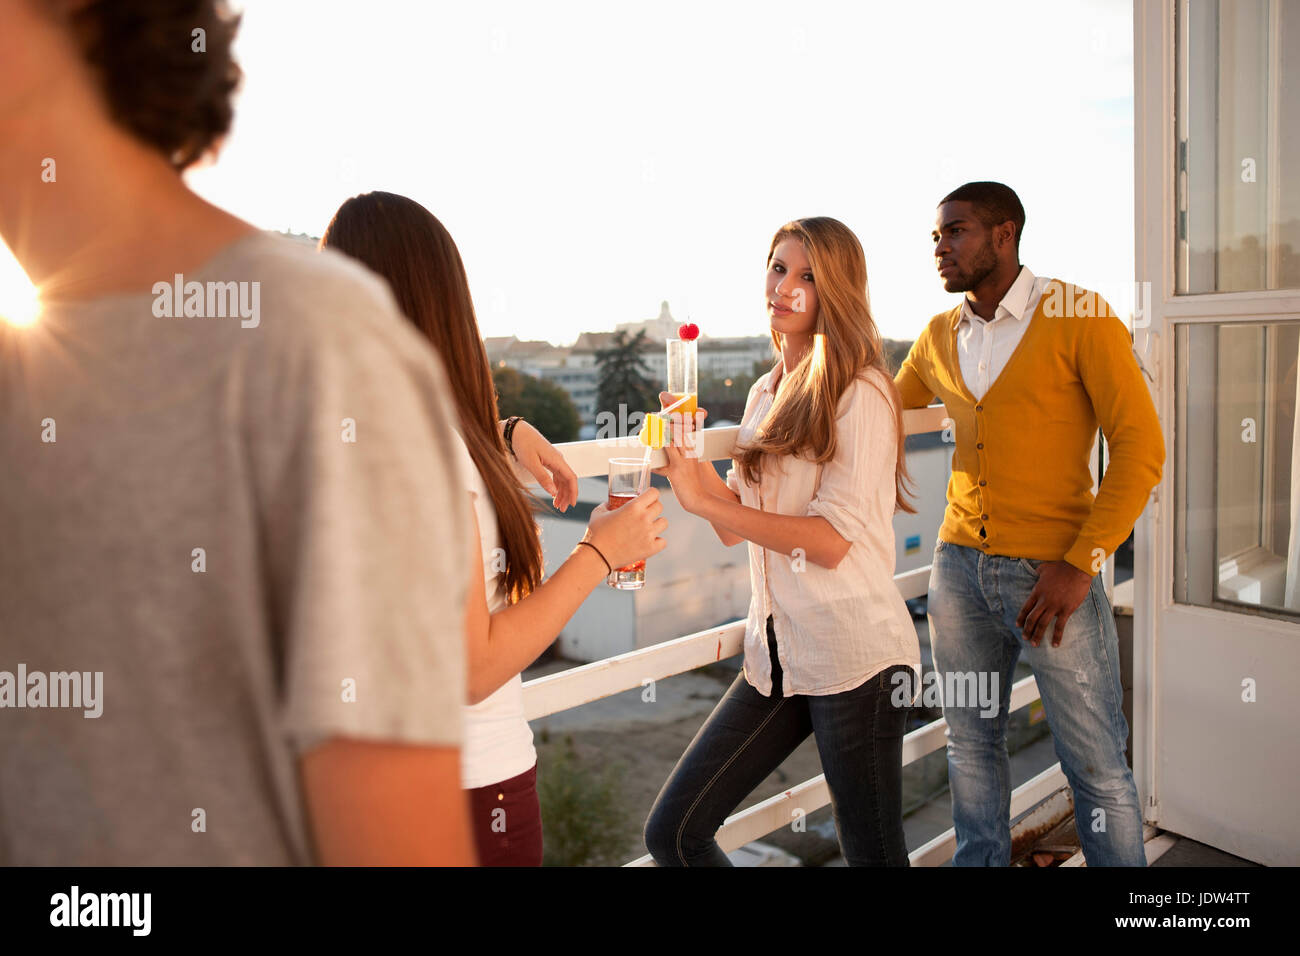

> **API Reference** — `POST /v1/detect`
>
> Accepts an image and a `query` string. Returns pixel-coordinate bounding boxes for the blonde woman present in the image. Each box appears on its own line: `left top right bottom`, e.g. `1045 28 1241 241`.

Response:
645 217 920 866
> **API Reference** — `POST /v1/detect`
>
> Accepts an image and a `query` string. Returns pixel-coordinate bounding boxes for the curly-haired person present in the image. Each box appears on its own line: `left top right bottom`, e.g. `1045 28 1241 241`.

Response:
0 0 478 865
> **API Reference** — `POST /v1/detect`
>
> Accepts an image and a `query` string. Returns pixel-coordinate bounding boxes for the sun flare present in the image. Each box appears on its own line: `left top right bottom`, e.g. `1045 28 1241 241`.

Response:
0 242 40 328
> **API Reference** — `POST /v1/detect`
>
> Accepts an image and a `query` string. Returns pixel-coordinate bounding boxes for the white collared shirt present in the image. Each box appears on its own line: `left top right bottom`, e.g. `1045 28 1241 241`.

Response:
724 365 920 697
955 265 1050 400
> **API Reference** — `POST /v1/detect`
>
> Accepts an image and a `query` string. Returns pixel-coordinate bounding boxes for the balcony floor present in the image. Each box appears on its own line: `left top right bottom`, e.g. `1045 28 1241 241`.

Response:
1149 837 1260 867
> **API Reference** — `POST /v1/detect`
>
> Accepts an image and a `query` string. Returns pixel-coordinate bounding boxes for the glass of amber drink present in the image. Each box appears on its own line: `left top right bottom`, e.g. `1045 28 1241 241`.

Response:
606 458 648 590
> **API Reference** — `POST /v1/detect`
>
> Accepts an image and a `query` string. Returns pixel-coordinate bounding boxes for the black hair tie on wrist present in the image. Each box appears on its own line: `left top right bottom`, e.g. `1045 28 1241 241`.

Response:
503 416 524 458
576 540 612 574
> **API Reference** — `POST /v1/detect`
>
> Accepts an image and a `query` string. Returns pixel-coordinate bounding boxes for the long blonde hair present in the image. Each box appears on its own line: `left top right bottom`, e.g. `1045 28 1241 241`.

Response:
735 217 914 514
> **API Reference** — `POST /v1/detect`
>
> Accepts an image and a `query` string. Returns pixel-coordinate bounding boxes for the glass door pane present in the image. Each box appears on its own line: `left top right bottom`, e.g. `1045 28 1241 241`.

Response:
1176 0 1300 293
1175 320 1300 615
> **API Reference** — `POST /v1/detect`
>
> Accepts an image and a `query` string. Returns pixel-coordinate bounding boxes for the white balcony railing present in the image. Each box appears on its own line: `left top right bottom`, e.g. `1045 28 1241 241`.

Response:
522 406 1070 865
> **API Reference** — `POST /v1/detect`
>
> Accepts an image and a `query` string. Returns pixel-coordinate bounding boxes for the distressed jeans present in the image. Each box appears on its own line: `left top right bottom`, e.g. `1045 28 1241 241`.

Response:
927 540 1146 867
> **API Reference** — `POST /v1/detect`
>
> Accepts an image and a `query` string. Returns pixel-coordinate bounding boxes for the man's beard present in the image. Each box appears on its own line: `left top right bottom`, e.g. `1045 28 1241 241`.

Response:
945 238 999 293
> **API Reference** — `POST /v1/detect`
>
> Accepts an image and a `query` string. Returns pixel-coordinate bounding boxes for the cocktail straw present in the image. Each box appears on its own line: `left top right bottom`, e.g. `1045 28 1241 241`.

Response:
637 393 694 495
659 393 694 415
636 445 653 495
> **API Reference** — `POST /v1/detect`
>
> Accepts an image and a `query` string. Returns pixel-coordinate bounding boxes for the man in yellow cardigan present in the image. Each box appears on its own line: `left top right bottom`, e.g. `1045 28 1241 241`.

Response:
895 182 1164 866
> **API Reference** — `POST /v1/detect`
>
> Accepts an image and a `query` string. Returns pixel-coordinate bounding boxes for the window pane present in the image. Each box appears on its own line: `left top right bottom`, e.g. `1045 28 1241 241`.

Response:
1176 0 1300 293
1175 321 1300 616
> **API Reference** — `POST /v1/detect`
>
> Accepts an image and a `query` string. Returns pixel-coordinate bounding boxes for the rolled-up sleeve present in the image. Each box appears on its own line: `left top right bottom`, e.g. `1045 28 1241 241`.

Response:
724 372 771 499
806 376 897 544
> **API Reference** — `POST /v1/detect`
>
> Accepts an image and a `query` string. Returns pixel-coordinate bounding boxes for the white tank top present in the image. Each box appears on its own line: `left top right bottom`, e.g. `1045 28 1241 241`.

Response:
452 434 537 789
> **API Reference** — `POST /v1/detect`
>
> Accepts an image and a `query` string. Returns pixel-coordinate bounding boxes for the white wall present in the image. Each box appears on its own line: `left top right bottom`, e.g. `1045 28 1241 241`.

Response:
893 440 953 576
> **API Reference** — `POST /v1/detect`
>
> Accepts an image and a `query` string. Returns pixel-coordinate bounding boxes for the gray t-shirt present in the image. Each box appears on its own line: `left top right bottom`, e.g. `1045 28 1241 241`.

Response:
0 233 469 864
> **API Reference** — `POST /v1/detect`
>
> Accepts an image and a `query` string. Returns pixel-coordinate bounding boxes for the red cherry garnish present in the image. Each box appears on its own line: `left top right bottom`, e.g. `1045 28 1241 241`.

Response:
678 323 700 341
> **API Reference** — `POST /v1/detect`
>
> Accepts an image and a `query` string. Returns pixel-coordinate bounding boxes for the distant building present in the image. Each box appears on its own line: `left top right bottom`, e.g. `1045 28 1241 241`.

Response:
698 335 777 380
486 336 598 427
487 305 776 438
612 302 775 379
614 300 681 343
275 229 320 247
570 327 659 382
483 336 566 373
565 332 657 433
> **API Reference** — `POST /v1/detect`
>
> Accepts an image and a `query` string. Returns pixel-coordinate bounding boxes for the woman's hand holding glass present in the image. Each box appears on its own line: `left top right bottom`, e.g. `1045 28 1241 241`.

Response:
583 487 668 571
658 391 709 445
652 391 712 514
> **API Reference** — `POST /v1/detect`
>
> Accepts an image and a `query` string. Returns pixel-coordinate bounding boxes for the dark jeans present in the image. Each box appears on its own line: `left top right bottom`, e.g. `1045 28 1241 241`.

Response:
645 617 912 866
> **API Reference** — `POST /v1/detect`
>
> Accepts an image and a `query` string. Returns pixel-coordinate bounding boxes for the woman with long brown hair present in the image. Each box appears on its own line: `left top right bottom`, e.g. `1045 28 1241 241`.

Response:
322 191 666 866
645 216 920 866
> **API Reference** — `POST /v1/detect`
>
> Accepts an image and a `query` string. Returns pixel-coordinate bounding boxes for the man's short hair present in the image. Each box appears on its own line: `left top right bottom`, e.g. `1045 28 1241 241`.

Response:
940 182 1026 250
68 1 243 171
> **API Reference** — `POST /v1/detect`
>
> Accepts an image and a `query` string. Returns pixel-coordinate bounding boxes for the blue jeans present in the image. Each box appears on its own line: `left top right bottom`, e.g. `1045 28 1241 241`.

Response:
927 540 1146 866
644 617 912 866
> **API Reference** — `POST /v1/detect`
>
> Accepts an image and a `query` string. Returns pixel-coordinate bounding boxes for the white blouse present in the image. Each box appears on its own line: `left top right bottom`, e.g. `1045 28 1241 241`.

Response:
725 363 921 697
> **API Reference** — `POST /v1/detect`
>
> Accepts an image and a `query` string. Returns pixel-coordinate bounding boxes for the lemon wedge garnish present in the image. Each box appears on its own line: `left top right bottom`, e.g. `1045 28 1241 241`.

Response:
639 413 668 449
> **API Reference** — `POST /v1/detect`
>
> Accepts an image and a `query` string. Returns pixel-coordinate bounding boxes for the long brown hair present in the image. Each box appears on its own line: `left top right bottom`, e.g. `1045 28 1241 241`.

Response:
320 192 544 602
735 217 914 513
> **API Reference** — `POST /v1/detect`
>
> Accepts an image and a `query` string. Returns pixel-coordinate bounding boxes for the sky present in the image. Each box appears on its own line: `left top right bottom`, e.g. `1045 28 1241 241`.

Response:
1 0 1136 344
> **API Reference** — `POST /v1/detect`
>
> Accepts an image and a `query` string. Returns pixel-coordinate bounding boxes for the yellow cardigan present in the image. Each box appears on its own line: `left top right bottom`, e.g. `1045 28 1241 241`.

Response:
895 281 1164 575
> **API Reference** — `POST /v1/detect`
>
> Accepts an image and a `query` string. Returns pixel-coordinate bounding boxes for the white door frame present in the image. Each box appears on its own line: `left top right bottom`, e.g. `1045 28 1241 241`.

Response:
1133 0 1300 863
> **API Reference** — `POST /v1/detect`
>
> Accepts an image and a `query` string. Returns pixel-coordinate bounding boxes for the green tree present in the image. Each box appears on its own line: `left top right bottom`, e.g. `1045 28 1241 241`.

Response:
492 366 581 443
594 329 658 420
